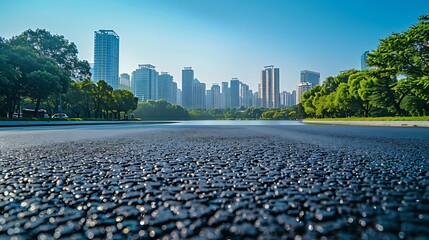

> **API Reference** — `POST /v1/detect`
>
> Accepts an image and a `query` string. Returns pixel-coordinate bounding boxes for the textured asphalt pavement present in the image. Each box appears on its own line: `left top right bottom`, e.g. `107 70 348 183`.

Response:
0 123 429 239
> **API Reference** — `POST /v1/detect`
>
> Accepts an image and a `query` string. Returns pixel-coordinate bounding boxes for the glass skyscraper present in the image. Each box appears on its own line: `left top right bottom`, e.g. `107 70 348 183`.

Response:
192 78 206 109
221 82 230 109
131 64 158 102
211 84 221 109
361 51 369 70
230 78 240 108
93 30 119 89
182 67 194 109
158 72 177 104
300 70 320 88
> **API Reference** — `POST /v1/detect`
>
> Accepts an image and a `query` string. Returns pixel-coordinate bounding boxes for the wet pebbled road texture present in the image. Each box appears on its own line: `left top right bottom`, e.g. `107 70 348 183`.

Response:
1 126 429 239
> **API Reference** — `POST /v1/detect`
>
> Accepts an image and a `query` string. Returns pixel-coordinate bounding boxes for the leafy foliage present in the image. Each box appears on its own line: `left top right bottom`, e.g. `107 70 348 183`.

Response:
63 79 137 119
301 15 429 118
9 29 91 80
133 100 189 120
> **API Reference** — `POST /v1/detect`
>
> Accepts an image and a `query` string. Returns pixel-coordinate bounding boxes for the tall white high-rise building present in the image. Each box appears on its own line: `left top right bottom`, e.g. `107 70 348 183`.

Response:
296 82 312 104
240 83 252 108
280 90 297 107
131 64 158 102
93 30 119 89
260 65 280 108
253 92 261 108
221 82 230 109
211 84 221 109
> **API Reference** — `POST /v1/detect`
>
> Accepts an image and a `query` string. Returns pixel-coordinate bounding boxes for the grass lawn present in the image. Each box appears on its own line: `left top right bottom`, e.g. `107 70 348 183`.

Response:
305 116 429 121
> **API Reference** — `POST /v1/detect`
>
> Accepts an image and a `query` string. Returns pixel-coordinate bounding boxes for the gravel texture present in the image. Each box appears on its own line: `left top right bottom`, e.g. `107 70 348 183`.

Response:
1 126 429 239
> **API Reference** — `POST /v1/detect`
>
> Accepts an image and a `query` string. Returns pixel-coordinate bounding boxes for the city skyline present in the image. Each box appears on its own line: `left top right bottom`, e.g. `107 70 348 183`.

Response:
1 0 428 92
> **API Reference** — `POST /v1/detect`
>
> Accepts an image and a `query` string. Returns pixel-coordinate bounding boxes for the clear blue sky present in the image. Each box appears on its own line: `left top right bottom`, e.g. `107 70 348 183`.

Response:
0 0 427 92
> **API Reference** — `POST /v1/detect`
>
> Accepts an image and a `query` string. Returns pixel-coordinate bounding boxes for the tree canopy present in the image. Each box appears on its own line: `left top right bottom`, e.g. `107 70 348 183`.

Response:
300 15 429 118
133 100 189 120
9 29 91 80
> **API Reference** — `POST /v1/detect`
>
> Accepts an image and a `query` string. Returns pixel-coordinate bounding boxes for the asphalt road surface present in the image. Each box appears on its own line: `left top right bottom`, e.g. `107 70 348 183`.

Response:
1 122 429 239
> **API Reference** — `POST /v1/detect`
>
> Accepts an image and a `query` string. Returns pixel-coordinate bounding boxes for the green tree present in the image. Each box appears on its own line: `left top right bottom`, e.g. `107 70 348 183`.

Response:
348 71 376 117
367 15 429 112
367 15 429 78
322 70 359 94
26 56 70 117
244 108 263 119
134 100 189 120
301 86 322 118
9 29 90 80
369 70 409 116
0 43 70 118
0 42 22 117
412 76 429 103
92 80 113 118
335 82 359 117
401 95 429 116
112 89 137 119
64 79 95 117
261 110 276 119
272 111 285 120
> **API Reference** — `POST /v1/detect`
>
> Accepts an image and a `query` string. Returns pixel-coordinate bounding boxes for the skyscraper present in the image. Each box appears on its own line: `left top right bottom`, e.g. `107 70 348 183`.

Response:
260 65 280 108
280 91 287 107
240 83 252 108
182 67 194 109
281 90 297 107
296 82 312 104
361 51 369 70
300 70 320 88
206 90 213 109
221 82 230 109
289 90 297 107
119 73 130 87
192 78 206 109
131 64 158 102
93 30 119 89
211 84 221 109
253 92 261 108
158 72 176 104
230 78 240 108
171 82 178 104
176 89 182 106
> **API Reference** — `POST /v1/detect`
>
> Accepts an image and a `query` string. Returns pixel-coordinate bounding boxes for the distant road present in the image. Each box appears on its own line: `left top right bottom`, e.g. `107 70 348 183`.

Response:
1 122 429 239
304 119 429 127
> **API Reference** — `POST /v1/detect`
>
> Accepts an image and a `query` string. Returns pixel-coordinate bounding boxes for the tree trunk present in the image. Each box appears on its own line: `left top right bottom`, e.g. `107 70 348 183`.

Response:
394 93 407 116
362 101 372 117
34 98 41 118
7 98 14 119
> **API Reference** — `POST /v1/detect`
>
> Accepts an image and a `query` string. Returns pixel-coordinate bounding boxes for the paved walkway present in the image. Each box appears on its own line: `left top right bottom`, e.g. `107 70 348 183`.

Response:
0 120 172 127
1 125 428 239
303 120 429 127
